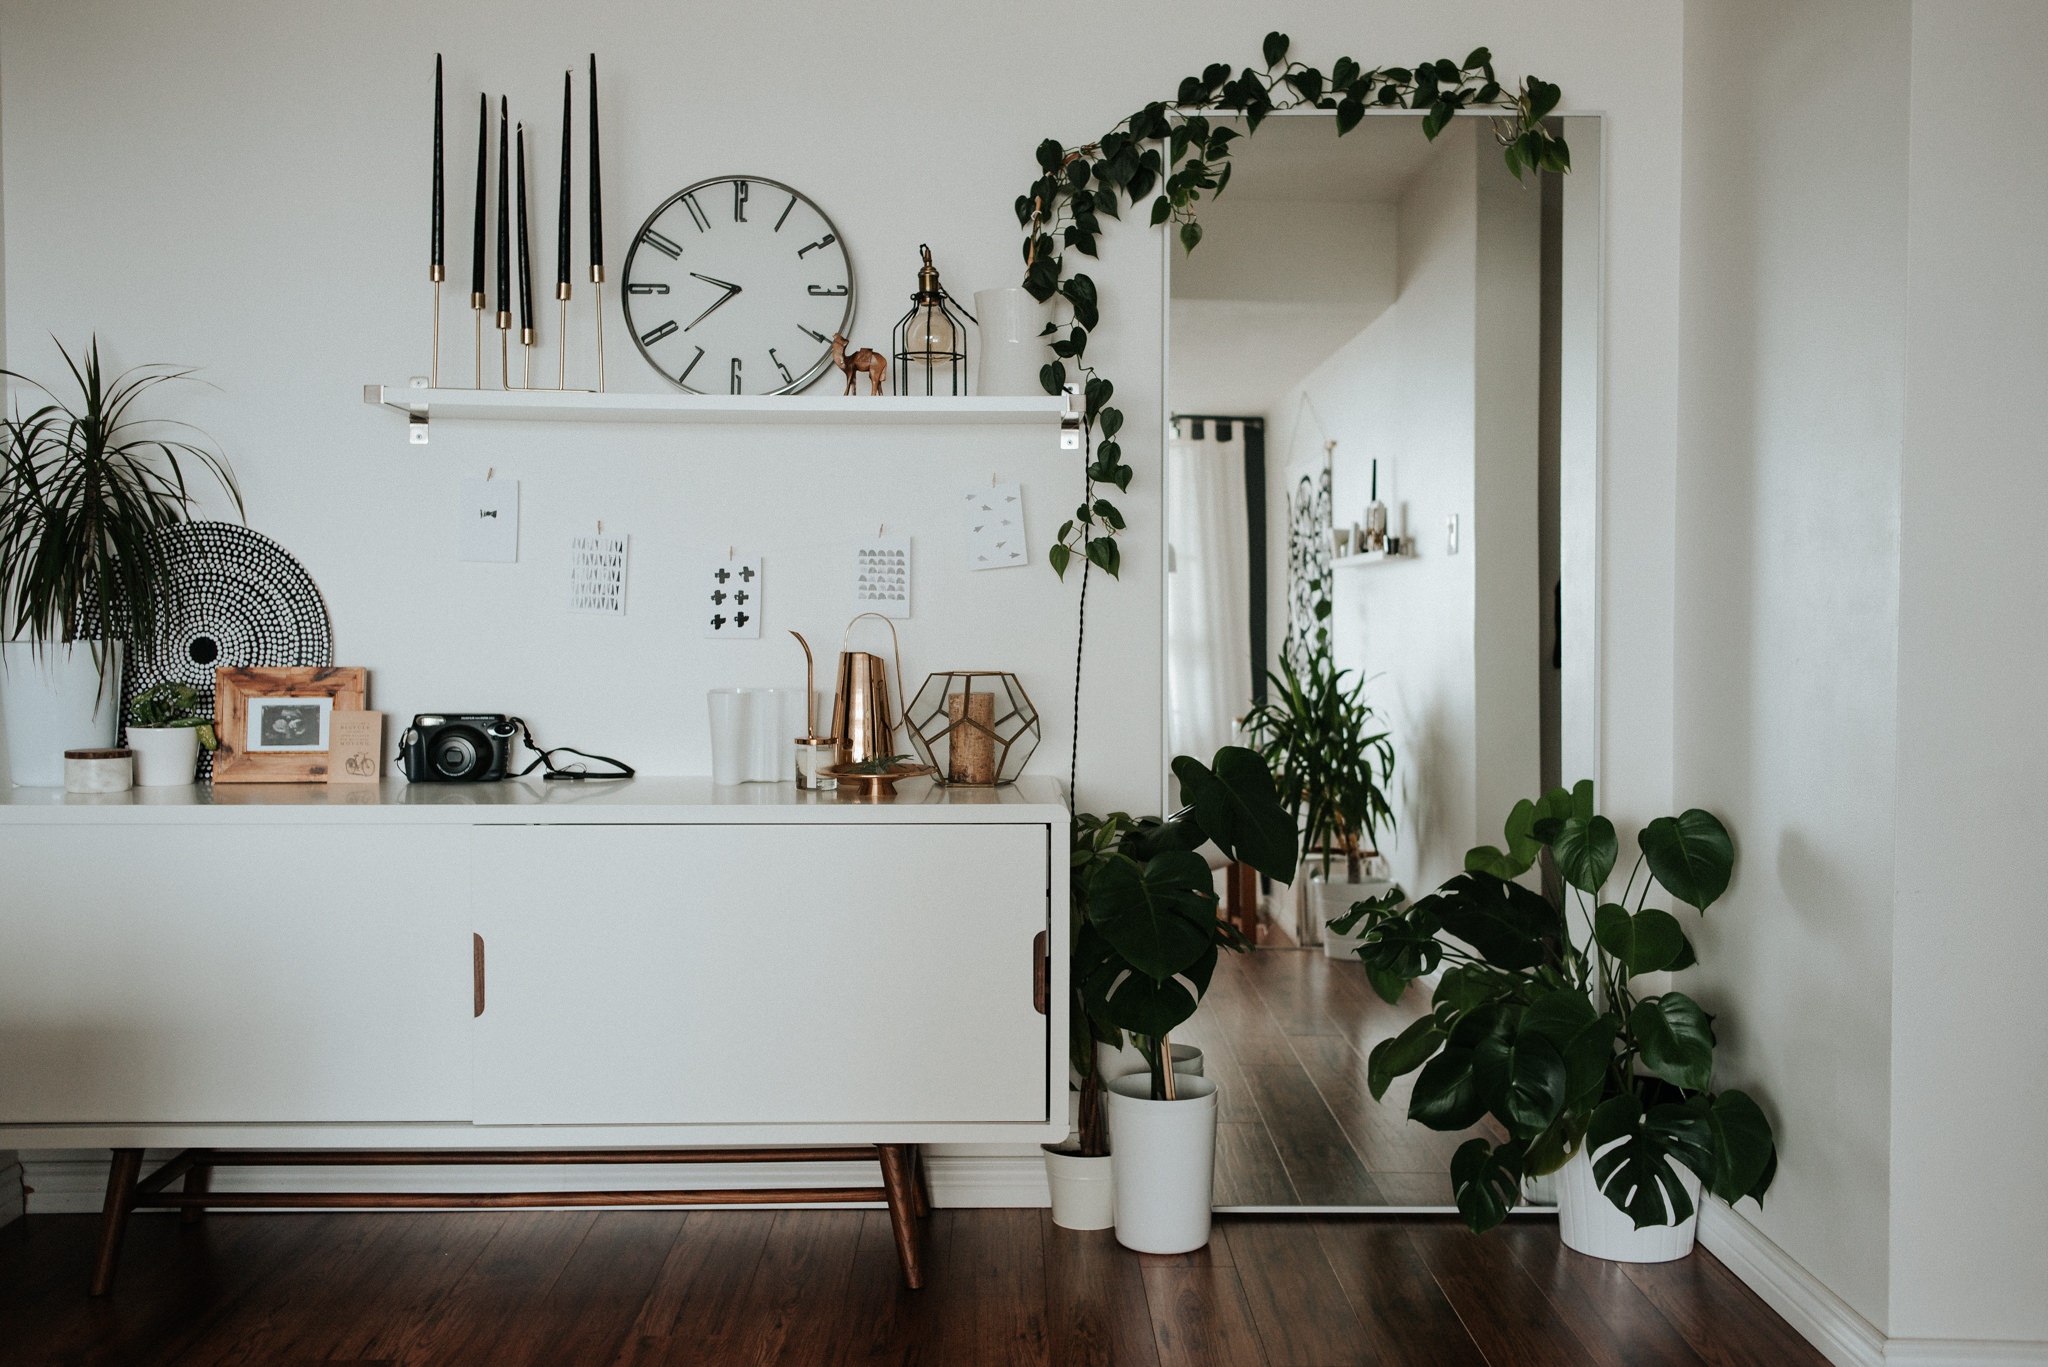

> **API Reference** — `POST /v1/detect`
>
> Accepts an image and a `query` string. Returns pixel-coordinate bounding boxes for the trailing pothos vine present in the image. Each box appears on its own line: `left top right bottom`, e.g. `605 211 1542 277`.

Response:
1020 31 1571 584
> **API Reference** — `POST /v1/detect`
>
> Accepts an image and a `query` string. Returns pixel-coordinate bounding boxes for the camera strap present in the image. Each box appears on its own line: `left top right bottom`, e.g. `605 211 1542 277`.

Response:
508 716 636 782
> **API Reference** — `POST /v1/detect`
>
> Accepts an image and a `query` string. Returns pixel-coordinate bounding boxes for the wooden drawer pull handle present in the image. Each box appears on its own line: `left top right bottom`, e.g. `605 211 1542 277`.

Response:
473 933 486 1017
1032 930 1047 1015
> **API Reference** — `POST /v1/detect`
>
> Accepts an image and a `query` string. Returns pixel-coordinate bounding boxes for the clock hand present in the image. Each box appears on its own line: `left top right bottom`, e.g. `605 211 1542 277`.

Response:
683 273 743 331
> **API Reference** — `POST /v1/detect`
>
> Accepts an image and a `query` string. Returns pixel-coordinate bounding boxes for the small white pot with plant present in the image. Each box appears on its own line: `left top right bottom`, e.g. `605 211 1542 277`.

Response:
0 340 239 787
125 682 218 786
1054 746 1298 1250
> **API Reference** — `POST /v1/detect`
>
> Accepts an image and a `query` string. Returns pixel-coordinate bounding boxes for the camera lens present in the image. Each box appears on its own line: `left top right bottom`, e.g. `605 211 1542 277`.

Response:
434 731 480 778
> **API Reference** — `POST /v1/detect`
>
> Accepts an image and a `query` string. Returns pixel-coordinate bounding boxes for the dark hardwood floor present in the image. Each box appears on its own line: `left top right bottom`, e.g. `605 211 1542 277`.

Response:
1181 947 1509 1208
0 1206 1828 1366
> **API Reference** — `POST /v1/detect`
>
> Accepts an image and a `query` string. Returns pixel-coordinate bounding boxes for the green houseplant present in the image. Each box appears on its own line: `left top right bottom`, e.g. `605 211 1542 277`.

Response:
125 682 218 787
1334 781 1777 1252
1047 747 1297 1230
0 339 239 786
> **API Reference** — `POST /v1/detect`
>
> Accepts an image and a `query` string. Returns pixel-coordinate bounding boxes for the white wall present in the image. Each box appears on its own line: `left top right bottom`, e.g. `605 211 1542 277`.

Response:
1676 0 1907 1332
1889 0 2048 1343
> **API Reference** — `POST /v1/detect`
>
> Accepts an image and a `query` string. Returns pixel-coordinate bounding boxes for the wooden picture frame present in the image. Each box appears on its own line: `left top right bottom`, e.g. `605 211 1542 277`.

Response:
212 667 368 783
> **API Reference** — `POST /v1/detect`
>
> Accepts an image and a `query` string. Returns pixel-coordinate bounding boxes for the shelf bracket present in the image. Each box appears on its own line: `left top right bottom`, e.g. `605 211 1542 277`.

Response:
364 383 431 445
1059 383 1082 451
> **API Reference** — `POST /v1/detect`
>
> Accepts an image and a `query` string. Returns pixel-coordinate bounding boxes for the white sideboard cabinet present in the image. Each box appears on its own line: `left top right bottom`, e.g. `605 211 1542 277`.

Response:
0 777 1069 1148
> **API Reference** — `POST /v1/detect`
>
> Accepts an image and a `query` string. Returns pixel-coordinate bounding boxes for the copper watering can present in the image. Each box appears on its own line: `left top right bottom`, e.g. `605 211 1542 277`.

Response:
830 612 906 766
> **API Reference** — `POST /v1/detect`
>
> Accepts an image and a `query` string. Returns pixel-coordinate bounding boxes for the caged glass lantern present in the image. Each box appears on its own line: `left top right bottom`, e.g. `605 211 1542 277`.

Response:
892 244 975 395
904 671 1041 786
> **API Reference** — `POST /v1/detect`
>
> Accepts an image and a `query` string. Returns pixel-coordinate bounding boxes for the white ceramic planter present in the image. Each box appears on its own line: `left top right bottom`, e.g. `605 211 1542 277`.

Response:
1555 1143 1701 1262
126 725 201 786
1314 876 1393 960
1043 1147 1115 1230
1105 1072 1217 1255
1 641 120 788
1095 1040 1203 1081
973 288 1052 396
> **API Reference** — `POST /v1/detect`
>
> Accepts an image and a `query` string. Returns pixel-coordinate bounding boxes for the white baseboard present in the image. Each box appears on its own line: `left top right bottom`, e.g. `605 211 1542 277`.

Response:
20 1148 1051 1215
1700 1201 2048 1367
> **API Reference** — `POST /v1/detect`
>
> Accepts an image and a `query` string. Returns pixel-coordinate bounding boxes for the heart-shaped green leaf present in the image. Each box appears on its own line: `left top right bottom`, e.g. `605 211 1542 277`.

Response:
1085 850 1217 980
1594 904 1686 975
1587 1094 1713 1229
1517 989 1615 1111
1450 1137 1526 1233
1472 1028 1567 1138
1639 809 1734 910
1366 1014 1446 1100
1694 1089 1776 1204
1550 816 1618 894
1083 942 1216 1038
1630 992 1716 1091
1171 747 1298 883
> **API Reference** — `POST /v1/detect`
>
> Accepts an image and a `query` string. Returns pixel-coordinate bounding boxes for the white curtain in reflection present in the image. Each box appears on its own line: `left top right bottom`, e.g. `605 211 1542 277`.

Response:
1166 423 1253 763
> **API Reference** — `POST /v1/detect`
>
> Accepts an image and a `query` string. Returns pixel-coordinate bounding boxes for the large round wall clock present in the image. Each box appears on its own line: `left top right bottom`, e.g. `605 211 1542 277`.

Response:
621 176 854 395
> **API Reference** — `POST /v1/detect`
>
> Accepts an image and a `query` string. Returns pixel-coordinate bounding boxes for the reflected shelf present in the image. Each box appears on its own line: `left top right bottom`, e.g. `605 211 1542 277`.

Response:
363 384 1069 434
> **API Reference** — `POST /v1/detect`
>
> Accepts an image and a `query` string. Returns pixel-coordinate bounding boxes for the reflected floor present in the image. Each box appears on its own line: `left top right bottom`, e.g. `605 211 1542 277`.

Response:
1175 945 1516 1209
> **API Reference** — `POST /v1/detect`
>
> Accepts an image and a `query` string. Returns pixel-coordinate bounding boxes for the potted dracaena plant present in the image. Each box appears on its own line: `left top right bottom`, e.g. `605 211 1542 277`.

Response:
0 340 239 787
1046 745 1297 1248
1241 595 1396 954
1333 781 1777 1261
125 681 218 786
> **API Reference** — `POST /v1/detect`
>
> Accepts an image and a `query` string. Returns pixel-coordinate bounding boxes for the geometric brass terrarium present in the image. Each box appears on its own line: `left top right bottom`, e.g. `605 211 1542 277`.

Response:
903 670 1040 786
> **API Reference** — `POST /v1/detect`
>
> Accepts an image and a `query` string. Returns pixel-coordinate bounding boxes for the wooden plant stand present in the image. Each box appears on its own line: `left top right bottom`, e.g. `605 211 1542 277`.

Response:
89 1143 931 1297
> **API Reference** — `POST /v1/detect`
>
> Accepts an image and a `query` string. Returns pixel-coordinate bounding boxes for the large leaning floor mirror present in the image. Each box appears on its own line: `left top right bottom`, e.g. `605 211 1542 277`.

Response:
1163 111 1602 1210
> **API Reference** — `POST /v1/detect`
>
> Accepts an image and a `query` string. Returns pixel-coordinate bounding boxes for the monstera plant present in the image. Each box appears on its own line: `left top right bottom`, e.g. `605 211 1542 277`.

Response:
1333 782 1777 1233
1064 745 1298 1153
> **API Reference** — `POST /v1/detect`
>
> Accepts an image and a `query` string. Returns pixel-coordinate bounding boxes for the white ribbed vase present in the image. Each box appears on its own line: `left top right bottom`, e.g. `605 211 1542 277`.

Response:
1555 1143 1701 1263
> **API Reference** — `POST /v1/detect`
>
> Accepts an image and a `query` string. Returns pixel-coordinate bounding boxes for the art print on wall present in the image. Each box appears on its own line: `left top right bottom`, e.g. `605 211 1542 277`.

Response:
701 554 763 638
961 483 1028 570
569 533 629 615
854 535 910 617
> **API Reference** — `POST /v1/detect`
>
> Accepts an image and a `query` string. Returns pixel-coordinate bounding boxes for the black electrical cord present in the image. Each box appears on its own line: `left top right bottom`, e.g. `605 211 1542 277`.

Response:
508 715 635 781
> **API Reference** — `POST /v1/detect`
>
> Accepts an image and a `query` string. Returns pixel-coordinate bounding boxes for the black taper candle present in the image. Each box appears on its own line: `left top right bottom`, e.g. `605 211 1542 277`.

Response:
471 92 488 305
516 123 533 339
496 96 511 326
557 70 572 297
588 53 603 283
431 55 444 280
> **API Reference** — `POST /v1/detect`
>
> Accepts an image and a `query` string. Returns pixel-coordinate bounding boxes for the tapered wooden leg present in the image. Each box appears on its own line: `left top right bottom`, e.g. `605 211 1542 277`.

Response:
179 1154 214 1225
90 1149 144 1296
910 1144 931 1218
876 1144 924 1289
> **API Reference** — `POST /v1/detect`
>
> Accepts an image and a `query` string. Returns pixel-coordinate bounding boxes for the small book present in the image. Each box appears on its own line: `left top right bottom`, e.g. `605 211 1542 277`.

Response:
327 710 384 784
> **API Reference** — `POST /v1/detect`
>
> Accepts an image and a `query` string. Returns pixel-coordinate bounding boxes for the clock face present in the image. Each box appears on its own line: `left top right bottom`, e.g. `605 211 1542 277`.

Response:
621 176 854 395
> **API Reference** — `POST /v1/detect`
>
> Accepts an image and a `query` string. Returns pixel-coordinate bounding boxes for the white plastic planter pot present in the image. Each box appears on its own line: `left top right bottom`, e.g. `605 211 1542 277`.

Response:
1105 1072 1218 1255
126 726 200 786
1314 876 1393 960
1555 1143 1701 1262
1 642 119 788
1043 1147 1115 1230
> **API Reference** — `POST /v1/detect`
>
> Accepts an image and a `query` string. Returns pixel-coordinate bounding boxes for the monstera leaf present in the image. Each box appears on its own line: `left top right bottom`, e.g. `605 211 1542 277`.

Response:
1172 746 1297 882
1516 988 1617 1112
1594 903 1688 976
1366 1013 1449 1100
1084 942 1217 1038
1451 1137 1527 1233
1639 809 1734 910
1548 815 1618 893
1085 850 1216 980
1472 1024 1567 1138
1630 993 1716 1091
1464 797 1543 880
1691 1088 1778 1204
1587 1094 1713 1229
1409 1005 1512 1131
1428 874 1560 971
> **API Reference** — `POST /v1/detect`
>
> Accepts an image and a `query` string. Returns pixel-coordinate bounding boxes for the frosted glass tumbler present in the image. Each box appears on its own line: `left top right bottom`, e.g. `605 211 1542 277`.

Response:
708 687 805 784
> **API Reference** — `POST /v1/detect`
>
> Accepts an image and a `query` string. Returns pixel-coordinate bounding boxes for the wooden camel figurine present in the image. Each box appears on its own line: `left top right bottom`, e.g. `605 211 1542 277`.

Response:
832 333 887 396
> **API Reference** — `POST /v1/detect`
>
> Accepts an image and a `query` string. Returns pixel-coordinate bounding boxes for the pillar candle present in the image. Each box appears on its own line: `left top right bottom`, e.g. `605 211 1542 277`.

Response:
948 691 998 784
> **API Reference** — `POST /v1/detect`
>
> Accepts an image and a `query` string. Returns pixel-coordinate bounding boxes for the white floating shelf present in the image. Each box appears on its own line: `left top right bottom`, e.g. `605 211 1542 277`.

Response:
363 384 1068 429
1333 547 1417 567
